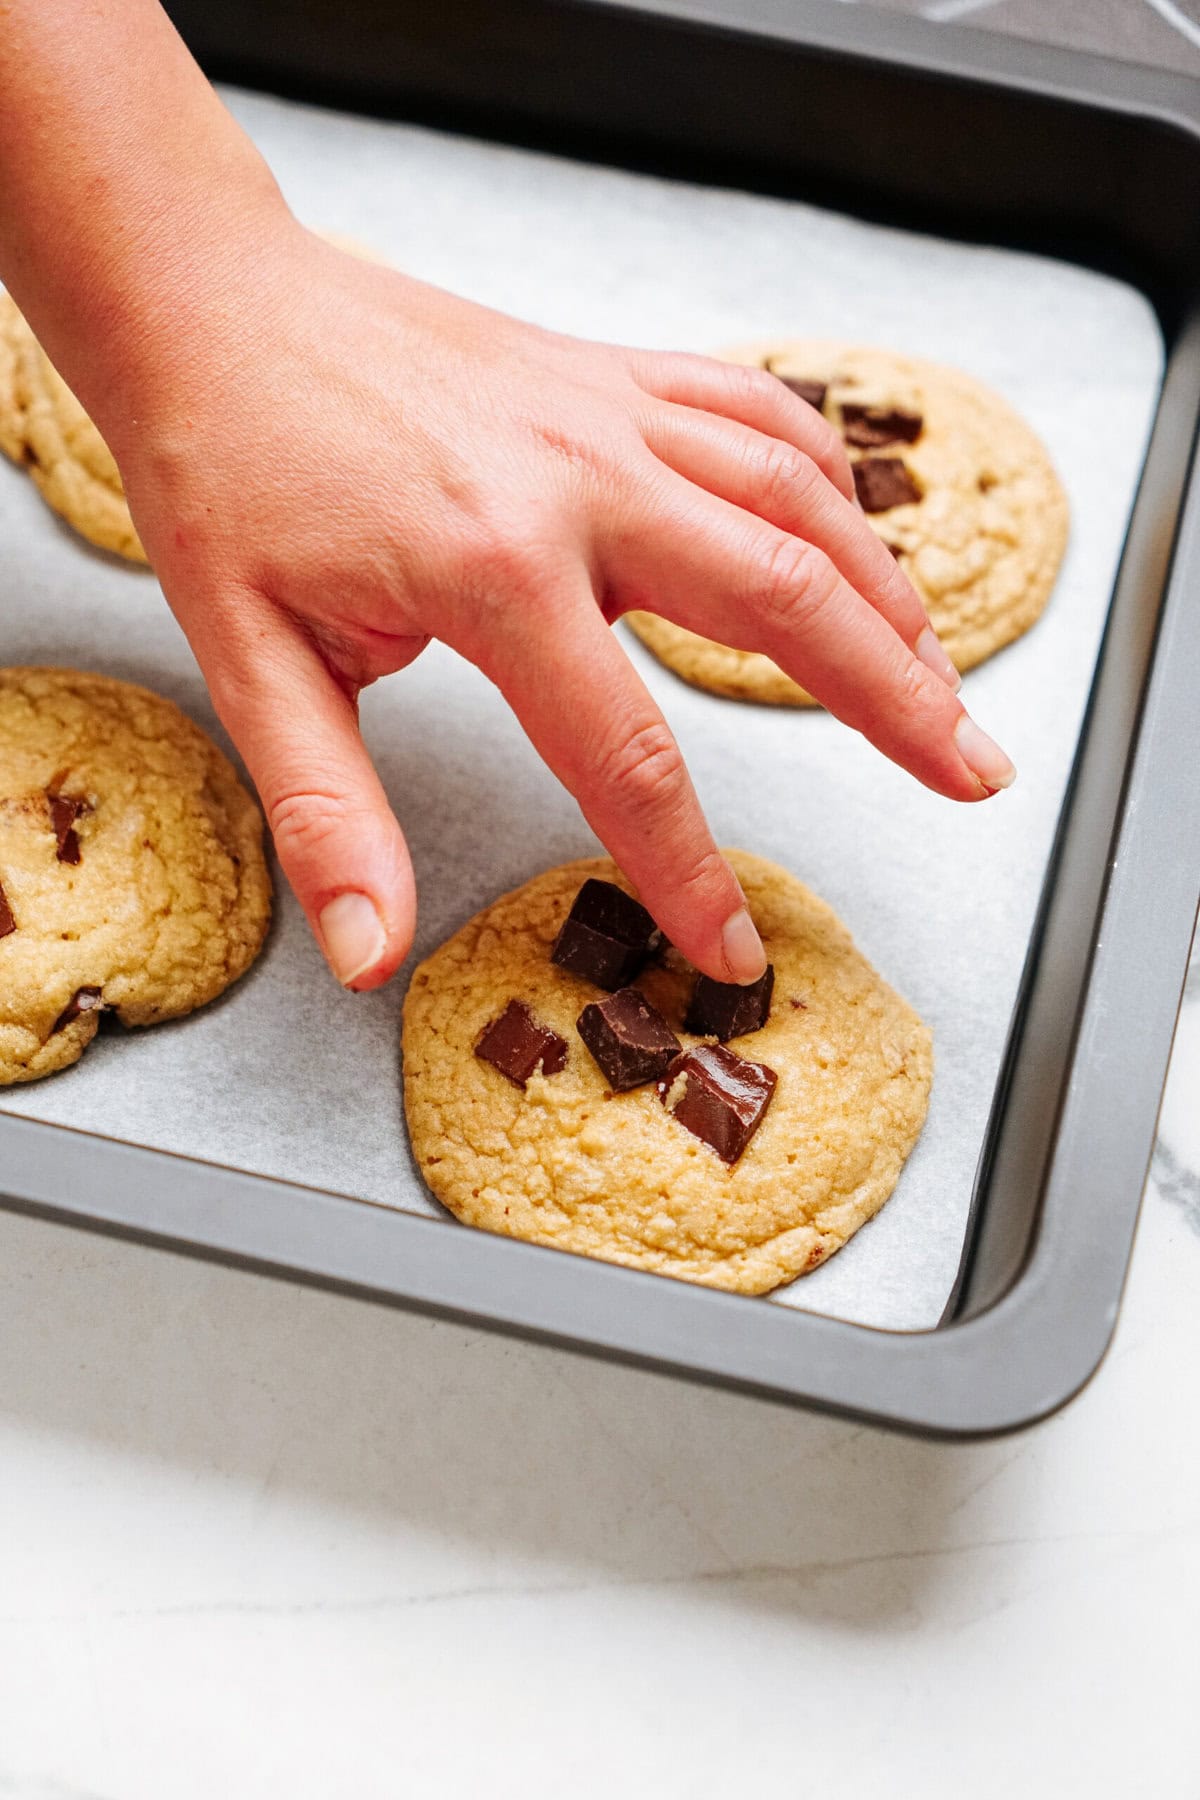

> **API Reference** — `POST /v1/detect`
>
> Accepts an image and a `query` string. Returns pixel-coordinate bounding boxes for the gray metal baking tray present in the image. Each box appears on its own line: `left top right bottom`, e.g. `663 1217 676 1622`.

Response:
2 0 1199 1436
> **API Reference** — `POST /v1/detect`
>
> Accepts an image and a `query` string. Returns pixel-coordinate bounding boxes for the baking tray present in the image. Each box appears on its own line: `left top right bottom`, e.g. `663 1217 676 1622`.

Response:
2 0 1199 1436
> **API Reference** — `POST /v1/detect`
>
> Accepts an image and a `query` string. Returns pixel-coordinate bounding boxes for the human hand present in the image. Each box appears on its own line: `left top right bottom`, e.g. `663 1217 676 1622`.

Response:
98 216 1012 992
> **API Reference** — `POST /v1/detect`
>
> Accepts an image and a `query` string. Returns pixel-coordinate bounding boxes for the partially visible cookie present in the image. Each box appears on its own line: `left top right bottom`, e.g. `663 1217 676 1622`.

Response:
403 851 932 1296
627 340 1069 705
0 290 147 563
0 668 271 1084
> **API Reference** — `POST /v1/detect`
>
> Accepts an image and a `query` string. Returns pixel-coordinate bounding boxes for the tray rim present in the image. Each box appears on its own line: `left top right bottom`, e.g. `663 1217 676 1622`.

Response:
2 0 1199 1437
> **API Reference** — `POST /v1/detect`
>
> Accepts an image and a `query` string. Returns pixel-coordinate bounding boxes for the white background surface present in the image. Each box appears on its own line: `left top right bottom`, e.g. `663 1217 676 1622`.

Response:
3 4 1199 1790
0 971 1197 1797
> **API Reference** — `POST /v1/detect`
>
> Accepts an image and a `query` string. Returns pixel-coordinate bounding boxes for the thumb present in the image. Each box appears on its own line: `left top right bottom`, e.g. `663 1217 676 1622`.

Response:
192 596 416 991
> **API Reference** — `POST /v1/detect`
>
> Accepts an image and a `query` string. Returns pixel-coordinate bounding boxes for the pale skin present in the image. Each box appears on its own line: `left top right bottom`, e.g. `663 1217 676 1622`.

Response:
0 0 1015 991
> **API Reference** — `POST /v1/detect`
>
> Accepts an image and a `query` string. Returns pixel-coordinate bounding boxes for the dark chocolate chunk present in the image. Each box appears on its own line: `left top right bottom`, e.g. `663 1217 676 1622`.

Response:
0 878 15 939
772 373 828 412
685 964 775 1040
51 986 104 1035
475 999 568 1088
658 1043 777 1165
853 457 922 513
47 792 89 865
551 878 658 991
841 404 923 449
577 986 681 1091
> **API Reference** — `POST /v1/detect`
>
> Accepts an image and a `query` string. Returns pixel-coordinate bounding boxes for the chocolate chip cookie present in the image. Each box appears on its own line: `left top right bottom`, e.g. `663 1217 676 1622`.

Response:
0 668 271 1083
628 341 1069 704
403 851 931 1295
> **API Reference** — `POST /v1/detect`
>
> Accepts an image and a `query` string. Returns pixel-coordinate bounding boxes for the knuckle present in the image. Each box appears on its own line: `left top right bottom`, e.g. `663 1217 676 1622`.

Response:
757 442 818 515
759 536 840 631
891 652 940 724
669 846 738 912
267 787 358 865
594 717 684 814
464 521 559 604
724 361 777 414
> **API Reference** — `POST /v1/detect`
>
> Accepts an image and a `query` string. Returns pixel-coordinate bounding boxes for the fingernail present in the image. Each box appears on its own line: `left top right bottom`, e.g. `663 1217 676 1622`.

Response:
720 906 768 984
916 624 961 691
319 892 387 986
954 714 1016 793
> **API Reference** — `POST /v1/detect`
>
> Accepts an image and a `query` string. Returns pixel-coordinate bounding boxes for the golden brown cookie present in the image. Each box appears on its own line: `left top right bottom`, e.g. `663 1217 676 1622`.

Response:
0 668 272 1084
403 851 931 1295
0 290 147 563
627 341 1069 704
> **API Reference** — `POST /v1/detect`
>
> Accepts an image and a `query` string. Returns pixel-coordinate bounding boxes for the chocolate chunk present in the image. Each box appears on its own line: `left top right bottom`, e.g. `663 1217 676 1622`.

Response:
577 986 680 1091
551 878 658 991
658 1043 777 1165
773 373 828 412
841 404 923 448
46 792 89 865
475 999 568 1088
686 964 775 1040
0 879 15 939
882 541 904 560
853 457 922 513
51 987 104 1035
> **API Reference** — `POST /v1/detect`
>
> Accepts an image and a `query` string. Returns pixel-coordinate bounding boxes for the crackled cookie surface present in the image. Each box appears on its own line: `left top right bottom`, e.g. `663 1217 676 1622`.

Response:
0 290 146 562
403 851 932 1296
628 341 1069 705
0 668 271 1084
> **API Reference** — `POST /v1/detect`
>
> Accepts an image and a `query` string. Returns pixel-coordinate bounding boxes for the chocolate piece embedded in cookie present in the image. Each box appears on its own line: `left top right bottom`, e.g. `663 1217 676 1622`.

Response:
46 791 88 865
0 878 15 939
577 986 680 1091
853 456 922 513
686 965 775 1041
658 1042 777 1165
476 998 568 1088
840 404 923 448
50 986 103 1035
551 877 658 990
770 371 828 412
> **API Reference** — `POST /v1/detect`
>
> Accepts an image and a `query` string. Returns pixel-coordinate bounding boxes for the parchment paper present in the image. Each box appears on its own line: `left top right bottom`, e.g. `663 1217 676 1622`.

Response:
0 87 1164 1329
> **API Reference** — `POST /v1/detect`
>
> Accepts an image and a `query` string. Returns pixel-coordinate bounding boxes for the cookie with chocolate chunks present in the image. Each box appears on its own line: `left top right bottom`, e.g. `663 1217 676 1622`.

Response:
403 851 931 1296
628 339 1067 704
0 668 271 1085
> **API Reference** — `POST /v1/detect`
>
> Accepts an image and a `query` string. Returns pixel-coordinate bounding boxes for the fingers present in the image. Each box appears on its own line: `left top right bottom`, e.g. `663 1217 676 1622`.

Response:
188 588 416 990
483 591 768 984
629 348 856 504
615 478 1014 802
640 405 960 692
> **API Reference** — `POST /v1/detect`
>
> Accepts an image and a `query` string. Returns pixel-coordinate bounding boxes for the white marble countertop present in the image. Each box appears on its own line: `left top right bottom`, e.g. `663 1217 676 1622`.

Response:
0 940 1195 1798
2 5 1199 1795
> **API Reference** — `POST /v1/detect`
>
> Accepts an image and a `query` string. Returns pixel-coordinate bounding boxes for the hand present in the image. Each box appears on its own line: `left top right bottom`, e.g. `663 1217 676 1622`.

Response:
102 215 1012 992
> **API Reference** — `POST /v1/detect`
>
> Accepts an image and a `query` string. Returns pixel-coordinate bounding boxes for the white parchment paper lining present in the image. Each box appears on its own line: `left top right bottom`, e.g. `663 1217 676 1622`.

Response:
0 87 1164 1329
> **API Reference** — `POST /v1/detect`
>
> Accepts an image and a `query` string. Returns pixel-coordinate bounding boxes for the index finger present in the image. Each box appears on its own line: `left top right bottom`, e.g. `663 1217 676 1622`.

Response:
482 590 768 986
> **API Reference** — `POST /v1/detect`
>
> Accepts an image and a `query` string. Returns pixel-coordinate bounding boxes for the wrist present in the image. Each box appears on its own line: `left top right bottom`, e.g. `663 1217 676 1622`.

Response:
68 146 295 443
